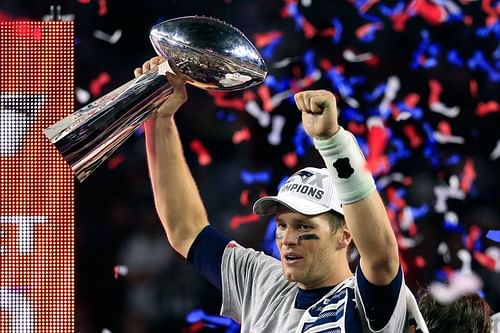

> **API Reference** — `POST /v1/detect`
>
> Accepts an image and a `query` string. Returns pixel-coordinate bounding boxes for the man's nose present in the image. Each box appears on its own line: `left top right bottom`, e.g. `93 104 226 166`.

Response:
282 229 299 245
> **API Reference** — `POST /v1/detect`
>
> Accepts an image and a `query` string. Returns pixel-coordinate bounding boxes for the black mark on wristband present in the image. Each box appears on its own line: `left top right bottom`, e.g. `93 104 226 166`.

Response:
332 158 354 179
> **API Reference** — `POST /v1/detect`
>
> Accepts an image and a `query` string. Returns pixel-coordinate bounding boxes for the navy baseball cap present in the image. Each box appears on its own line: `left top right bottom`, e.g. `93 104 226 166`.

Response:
253 167 344 216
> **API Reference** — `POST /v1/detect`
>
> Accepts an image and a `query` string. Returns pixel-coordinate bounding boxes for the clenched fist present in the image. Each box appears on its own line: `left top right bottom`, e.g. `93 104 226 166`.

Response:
294 90 339 140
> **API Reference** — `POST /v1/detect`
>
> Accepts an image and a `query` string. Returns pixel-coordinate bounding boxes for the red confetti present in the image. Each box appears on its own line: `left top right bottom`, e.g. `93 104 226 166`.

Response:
386 186 406 210
473 251 497 271
365 55 380 66
232 127 251 144
89 72 111 96
391 11 411 32
404 93 420 108
366 121 390 175
319 27 336 38
359 0 380 13
107 154 125 170
413 0 448 25
476 101 500 116
302 18 317 39
282 151 298 169
415 256 426 268
98 0 108 16
481 0 497 18
469 79 478 98
347 121 366 135
464 225 481 251
402 124 423 148
318 58 333 71
463 15 474 26
243 90 257 102
460 158 476 193
229 213 260 229
355 22 383 39
209 91 246 111
428 79 442 105
437 120 452 135
239 189 249 207
185 321 205 333
258 85 273 112
189 139 212 166
113 265 128 279
253 31 283 48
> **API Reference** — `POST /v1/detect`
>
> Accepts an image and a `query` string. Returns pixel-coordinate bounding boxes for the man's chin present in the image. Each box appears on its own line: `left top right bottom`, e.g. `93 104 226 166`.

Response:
282 268 301 283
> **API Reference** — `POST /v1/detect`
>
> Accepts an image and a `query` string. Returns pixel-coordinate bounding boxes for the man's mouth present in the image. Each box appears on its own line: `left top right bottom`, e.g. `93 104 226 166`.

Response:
284 254 303 264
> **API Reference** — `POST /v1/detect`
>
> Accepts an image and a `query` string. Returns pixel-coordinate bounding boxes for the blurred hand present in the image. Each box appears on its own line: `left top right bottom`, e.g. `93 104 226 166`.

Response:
294 90 339 139
134 56 187 119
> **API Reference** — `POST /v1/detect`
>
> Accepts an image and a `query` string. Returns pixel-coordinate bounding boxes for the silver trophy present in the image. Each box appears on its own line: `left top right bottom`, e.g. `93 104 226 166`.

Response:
44 16 267 182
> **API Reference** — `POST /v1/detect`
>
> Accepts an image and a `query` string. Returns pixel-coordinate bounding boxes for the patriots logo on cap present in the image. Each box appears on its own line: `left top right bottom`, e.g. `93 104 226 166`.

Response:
294 170 314 182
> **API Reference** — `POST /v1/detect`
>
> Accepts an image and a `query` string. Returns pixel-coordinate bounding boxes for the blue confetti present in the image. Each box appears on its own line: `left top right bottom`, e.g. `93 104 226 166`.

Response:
293 124 313 157
240 170 271 185
447 49 464 67
486 230 500 243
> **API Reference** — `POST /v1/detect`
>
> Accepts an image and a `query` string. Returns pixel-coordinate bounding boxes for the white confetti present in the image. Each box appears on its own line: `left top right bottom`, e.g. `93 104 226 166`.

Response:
437 242 451 263
433 132 465 144
268 115 286 146
245 100 270 127
430 102 460 117
343 49 374 62
93 29 122 44
433 176 465 213
429 270 483 304
379 76 400 114
76 87 91 104
490 140 500 160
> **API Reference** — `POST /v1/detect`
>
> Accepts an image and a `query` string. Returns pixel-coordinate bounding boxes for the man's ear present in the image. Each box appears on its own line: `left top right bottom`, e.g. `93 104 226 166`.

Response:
337 228 352 249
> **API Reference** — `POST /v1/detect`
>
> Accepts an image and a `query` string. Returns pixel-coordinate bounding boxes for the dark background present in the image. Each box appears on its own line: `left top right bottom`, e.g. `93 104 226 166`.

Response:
1 0 499 332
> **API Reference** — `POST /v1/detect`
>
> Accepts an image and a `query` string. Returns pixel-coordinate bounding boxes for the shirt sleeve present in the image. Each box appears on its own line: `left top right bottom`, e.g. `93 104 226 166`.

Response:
186 225 230 290
355 265 405 331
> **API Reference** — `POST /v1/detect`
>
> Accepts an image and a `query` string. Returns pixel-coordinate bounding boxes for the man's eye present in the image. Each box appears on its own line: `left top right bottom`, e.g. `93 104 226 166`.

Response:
277 224 287 230
298 224 312 231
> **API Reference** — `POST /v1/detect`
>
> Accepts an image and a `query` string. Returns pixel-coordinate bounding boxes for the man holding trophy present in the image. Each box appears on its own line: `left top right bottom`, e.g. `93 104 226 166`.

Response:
136 53 428 332
45 15 427 332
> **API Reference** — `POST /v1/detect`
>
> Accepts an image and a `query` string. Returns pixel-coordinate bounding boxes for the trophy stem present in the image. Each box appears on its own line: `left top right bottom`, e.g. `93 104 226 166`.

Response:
45 68 174 182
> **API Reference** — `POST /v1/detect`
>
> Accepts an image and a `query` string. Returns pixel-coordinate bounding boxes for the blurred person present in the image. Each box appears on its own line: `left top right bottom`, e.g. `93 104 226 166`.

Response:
135 56 428 332
409 290 493 333
118 210 204 332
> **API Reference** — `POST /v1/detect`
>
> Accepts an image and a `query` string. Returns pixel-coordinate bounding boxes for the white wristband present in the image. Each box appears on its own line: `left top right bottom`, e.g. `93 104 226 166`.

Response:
314 127 375 204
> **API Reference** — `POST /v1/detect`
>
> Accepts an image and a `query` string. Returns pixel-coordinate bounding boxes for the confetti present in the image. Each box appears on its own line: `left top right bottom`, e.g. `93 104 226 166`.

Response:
189 139 212 166
240 170 271 185
268 115 286 146
113 265 128 279
89 72 111 97
486 230 500 243
232 127 251 144
93 29 122 44
229 213 260 229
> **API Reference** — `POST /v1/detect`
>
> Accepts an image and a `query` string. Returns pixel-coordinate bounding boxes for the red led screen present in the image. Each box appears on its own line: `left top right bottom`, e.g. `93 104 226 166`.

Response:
0 22 74 332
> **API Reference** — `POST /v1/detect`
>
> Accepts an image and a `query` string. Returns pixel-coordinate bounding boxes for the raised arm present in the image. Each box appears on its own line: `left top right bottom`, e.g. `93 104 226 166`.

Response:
136 56 209 258
294 90 399 285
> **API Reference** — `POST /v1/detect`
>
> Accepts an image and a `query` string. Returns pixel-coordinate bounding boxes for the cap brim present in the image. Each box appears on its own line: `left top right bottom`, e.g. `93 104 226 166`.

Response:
253 195 332 216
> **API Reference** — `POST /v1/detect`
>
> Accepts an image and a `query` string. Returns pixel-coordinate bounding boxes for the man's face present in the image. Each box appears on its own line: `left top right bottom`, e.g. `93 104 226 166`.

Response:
275 206 345 289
